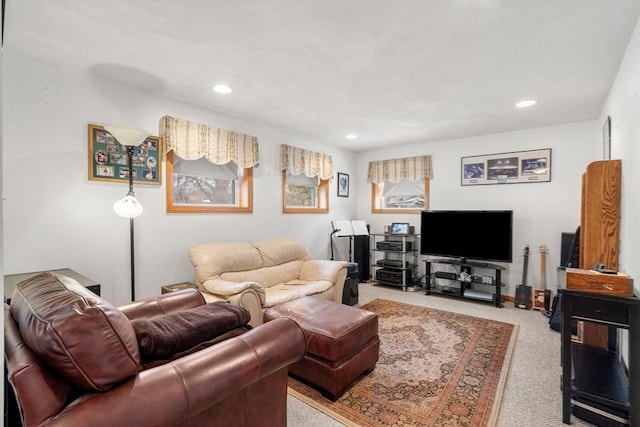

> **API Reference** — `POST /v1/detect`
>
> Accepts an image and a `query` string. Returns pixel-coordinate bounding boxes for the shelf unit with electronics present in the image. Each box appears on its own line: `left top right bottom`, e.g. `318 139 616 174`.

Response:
423 258 505 307
370 233 419 290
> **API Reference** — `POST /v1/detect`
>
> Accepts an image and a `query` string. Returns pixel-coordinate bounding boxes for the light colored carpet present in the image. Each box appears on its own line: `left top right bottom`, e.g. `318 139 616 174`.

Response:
287 282 595 427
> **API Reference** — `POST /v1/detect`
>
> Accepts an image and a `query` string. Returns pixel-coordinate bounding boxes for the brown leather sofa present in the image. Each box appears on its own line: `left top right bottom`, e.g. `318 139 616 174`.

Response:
5 272 306 427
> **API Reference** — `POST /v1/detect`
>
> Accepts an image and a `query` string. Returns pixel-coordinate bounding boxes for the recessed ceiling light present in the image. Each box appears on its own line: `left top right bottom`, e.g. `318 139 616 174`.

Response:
345 134 358 139
516 100 537 108
213 84 233 94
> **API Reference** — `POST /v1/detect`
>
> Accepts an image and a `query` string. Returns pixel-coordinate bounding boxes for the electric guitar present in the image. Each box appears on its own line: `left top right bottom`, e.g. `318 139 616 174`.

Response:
515 245 532 309
533 244 552 312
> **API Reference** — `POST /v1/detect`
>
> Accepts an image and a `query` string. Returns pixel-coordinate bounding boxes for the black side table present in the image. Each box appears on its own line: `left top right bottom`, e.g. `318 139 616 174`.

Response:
4 268 101 303
161 282 197 294
559 288 639 426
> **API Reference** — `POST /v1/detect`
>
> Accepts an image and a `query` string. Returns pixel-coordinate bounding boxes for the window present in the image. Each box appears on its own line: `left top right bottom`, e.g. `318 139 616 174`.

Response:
160 115 259 214
166 151 253 213
282 171 329 213
372 178 430 213
280 144 333 214
368 155 432 214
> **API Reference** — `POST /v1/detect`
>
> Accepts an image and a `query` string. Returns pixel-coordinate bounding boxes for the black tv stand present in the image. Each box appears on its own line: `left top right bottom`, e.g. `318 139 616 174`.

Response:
424 258 505 307
434 258 496 268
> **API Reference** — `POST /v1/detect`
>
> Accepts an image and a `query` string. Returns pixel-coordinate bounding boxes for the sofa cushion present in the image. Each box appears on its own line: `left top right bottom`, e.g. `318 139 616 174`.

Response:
189 242 262 282
221 260 304 288
300 260 347 283
264 280 334 307
9 272 142 391
131 301 251 360
254 237 310 267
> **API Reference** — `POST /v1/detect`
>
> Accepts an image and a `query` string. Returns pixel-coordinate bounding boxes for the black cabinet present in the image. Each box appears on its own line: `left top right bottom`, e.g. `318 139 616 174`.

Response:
559 289 639 426
4 268 101 303
424 258 504 307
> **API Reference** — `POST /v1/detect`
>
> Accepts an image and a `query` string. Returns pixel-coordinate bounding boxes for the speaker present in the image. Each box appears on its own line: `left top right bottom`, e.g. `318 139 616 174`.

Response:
353 226 370 282
342 277 359 306
342 262 359 305
560 232 575 267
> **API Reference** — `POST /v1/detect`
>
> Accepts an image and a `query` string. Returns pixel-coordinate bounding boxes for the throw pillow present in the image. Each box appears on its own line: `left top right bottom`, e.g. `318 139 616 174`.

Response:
131 301 251 360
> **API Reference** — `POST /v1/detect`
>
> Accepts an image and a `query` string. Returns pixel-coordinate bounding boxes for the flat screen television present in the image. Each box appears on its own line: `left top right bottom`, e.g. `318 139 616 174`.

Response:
420 210 513 263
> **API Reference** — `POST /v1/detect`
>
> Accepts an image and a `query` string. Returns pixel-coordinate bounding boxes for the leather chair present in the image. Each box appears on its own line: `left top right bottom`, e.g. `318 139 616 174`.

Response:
5 272 306 427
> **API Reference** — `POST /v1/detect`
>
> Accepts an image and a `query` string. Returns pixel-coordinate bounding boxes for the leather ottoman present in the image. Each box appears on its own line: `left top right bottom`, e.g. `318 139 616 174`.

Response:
264 296 379 400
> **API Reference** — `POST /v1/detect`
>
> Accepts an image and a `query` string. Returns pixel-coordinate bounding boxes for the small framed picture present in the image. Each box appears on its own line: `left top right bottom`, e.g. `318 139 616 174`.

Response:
603 116 611 160
337 172 349 197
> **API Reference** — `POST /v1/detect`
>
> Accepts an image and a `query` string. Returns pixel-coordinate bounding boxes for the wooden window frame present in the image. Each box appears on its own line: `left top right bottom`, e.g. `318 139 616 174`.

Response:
166 151 253 213
282 171 329 213
371 177 430 214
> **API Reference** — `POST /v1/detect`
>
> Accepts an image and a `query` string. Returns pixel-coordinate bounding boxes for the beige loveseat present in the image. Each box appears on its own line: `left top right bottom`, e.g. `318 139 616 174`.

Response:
189 237 348 326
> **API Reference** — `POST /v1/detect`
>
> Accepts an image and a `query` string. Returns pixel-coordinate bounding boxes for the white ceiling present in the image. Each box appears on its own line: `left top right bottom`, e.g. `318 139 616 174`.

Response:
5 1 640 152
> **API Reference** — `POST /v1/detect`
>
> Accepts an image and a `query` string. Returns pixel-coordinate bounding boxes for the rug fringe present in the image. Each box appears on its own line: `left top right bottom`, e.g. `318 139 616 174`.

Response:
486 323 519 427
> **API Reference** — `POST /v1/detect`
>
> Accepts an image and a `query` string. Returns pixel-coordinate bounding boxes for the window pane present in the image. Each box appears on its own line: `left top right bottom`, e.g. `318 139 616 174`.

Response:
166 151 252 213
285 183 317 207
372 178 429 213
172 173 238 206
382 181 424 209
383 193 425 209
282 171 328 213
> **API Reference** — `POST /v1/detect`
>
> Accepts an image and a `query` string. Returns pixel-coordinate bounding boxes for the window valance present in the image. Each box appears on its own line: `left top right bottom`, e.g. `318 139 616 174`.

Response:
367 155 432 184
280 144 334 181
160 115 259 168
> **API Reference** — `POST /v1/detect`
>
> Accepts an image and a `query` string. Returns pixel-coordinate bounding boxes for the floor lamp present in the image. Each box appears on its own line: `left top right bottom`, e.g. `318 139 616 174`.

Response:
105 126 149 301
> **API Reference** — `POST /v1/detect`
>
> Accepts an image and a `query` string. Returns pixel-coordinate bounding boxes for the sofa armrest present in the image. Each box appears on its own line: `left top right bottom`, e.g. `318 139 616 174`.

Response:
225 290 265 327
118 288 205 320
201 279 265 300
300 260 348 302
46 317 306 427
200 284 264 327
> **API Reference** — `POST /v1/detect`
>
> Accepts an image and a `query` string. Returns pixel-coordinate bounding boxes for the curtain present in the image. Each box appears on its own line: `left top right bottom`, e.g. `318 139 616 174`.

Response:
286 172 318 187
161 115 259 168
367 155 432 184
382 179 424 197
280 144 334 181
173 156 238 180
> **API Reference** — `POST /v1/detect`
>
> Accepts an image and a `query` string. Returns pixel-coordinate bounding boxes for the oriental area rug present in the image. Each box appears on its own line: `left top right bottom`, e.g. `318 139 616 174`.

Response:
288 298 517 427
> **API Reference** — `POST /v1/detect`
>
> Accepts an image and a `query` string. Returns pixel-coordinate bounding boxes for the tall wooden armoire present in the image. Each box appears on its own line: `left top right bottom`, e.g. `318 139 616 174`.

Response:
578 159 622 347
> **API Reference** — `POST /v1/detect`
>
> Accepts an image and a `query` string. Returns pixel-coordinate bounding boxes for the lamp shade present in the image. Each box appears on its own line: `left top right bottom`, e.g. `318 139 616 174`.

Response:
104 126 149 147
113 195 143 218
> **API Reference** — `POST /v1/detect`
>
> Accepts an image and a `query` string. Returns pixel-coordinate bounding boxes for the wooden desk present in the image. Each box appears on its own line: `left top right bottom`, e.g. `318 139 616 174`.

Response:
4 268 101 303
560 288 639 426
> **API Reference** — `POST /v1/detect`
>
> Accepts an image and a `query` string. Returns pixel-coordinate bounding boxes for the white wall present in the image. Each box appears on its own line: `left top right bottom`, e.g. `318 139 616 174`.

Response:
599 17 640 287
356 121 598 297
598 16 640 364
1 7 5 423
2 51 358 304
